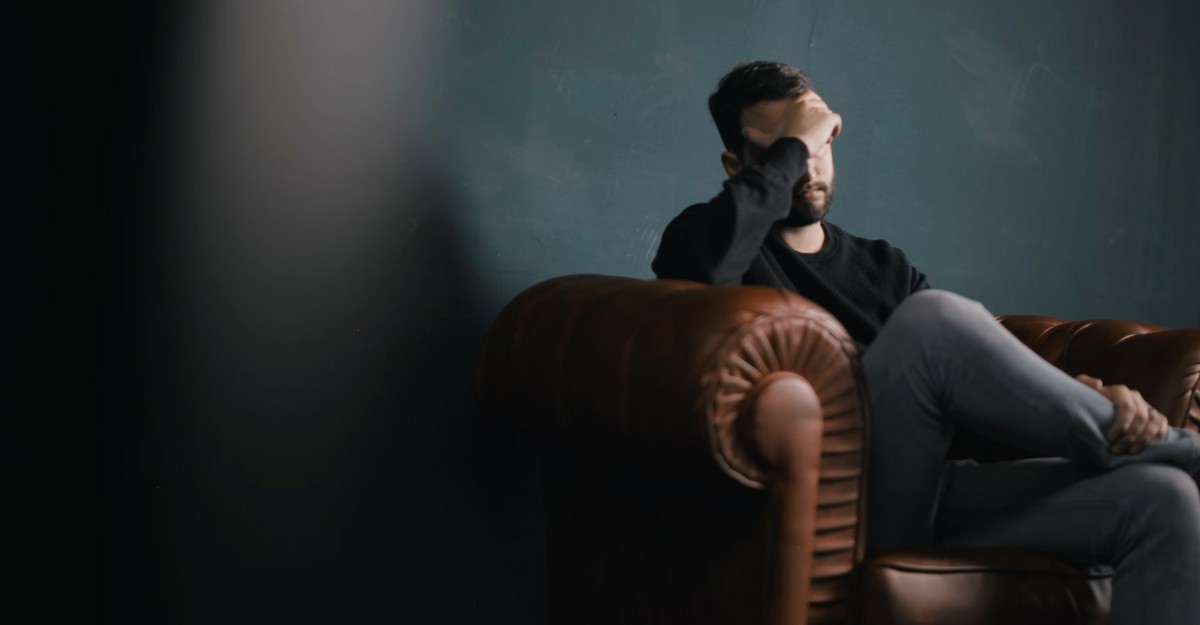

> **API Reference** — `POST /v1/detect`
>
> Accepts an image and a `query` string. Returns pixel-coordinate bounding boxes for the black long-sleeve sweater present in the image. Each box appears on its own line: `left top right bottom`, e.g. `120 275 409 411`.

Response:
652 137 929 349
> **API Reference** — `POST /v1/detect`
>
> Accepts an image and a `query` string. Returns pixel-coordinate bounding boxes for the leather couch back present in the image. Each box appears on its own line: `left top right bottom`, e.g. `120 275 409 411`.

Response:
999 316 1200 430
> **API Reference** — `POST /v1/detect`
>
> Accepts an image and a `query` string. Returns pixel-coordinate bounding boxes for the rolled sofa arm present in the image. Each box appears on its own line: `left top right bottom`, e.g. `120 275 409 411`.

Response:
476 274 870 624
999 315 1200 431
476 274 867 488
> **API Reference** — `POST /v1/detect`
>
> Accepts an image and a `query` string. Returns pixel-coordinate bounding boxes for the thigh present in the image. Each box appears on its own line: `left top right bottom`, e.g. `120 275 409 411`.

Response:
936 458 1176 564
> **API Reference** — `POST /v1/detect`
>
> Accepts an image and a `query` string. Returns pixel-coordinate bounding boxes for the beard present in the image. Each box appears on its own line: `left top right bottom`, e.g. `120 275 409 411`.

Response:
781 180 833 227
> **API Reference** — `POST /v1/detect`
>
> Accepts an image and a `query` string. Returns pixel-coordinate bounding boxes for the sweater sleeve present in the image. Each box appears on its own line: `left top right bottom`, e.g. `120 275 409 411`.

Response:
891 245 930 294
651 138 809 286
910 267 931 293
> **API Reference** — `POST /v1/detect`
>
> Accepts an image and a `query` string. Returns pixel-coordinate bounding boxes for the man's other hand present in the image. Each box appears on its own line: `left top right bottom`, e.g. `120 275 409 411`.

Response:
1075 374 1170 455
741 90 842 158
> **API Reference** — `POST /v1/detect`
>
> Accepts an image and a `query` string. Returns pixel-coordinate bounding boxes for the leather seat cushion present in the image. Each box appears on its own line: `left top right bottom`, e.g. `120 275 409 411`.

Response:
858 550 1112 625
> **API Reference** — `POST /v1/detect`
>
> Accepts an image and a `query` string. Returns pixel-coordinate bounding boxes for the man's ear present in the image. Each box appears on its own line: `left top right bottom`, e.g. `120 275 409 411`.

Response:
720 150 742 178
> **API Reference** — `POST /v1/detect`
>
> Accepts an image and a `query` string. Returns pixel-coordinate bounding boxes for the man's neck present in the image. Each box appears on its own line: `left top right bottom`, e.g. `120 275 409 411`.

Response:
778 222 826 254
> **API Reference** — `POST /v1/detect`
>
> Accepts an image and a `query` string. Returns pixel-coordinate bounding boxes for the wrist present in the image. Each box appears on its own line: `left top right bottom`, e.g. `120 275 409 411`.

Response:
764 136 809 166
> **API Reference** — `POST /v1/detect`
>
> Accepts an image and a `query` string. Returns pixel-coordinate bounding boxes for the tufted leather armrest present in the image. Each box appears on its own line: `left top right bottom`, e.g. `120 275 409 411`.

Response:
476 274 870 624
476 274 868 489
999 316 1200 431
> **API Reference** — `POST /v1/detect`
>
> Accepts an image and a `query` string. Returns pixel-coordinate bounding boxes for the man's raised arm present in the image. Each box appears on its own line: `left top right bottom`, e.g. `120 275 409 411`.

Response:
651 91 842 285
651 139 808 285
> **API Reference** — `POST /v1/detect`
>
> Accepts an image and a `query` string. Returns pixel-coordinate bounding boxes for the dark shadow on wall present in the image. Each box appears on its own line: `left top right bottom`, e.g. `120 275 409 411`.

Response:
61 3 548 622
332 173 547 624
257 171 506 622
102 169 547 623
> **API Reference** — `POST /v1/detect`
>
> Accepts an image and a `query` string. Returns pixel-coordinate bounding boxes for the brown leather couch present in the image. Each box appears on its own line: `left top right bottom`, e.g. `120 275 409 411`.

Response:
475 274 1200 625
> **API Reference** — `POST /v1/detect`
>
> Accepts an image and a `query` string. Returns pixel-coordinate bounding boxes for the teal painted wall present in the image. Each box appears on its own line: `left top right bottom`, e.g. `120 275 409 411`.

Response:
442 0 1198 325
73 1 1197 622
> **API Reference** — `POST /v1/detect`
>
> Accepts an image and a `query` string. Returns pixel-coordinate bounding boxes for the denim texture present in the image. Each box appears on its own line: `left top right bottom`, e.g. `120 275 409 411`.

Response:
862 290 1200 625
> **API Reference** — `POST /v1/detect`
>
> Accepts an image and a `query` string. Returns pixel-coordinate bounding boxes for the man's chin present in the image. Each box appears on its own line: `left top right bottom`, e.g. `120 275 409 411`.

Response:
782 201 829 228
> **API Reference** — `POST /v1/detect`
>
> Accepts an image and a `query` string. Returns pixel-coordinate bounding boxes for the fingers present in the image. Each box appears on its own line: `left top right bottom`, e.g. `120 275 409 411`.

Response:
740 125 772 151
1154 412 1170 443
794 91 841 135
738 90 844 161
796 89 827 106
796 108 842 155
1061 378 1168 457
1115 390 1151 454
826 111 843 139
1103 386 1168 455
1104 384 1134 444
1128 408 1170 455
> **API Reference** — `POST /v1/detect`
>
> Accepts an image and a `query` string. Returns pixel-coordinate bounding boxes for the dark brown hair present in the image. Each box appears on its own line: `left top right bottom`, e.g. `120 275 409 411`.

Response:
708 61 812 156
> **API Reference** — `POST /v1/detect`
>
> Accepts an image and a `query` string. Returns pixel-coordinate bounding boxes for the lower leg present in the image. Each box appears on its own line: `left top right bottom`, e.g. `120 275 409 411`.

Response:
937 460 1200 625
863 290 1199 551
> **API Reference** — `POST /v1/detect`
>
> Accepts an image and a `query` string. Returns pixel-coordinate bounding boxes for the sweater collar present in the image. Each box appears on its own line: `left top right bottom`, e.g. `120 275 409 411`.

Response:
771 221 841 261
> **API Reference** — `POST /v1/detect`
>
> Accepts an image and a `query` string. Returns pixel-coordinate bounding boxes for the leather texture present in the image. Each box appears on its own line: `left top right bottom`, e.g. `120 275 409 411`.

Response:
998 316 1200 431
475 274 1200 624
859 550 1111 625
478 275 867 624
952 316 1200 465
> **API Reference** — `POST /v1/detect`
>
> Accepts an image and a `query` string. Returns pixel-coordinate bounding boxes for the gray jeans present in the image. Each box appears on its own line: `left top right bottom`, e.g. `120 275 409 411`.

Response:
863 289 1200 625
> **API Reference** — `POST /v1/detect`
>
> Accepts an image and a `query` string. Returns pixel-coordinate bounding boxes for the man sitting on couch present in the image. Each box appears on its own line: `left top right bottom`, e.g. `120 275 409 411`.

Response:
652 60 1200 625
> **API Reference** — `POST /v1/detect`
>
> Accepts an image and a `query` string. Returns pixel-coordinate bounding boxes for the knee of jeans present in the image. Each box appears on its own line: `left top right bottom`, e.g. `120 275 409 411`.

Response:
891 290 982 329
1122 465 1200 539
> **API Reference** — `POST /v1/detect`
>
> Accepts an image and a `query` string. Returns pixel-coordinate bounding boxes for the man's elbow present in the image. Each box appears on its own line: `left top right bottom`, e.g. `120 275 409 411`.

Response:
651 259 717 285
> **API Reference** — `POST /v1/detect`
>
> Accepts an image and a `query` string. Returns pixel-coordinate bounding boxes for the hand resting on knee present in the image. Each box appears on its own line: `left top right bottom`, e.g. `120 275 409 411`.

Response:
1075 374 1170 455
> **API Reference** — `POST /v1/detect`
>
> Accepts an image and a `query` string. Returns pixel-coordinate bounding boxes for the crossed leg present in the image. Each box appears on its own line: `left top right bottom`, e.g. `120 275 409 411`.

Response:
860 290 1200 624
938 459 1200 625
